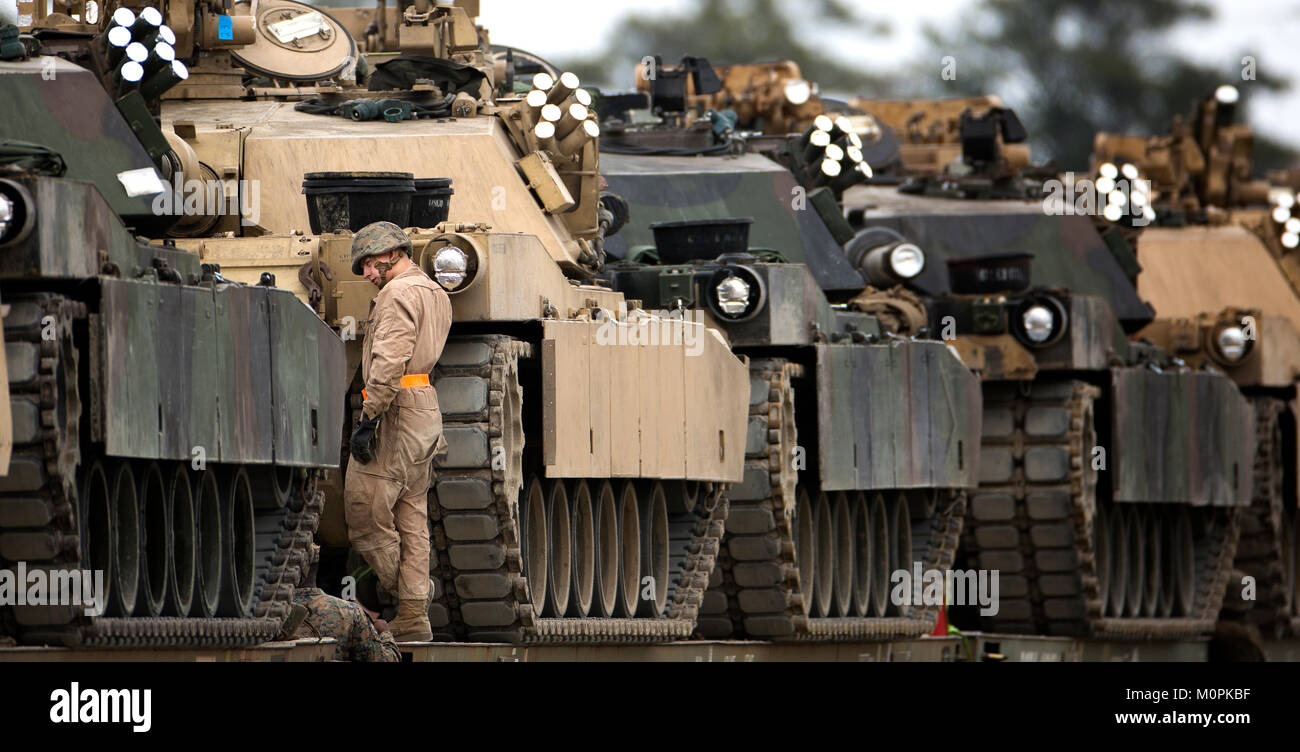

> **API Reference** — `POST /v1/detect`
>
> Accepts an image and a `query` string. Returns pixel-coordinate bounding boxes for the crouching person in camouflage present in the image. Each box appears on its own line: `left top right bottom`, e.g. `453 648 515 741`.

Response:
290 545 401 662
344 221 452 642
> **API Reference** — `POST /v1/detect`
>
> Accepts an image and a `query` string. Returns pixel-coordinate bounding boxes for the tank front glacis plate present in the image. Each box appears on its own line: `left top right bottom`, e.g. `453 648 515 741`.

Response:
928 292 1126 378
601 152 866 295
849 185 1155 331
1140 312 1300 389
1137 225 1300 332
0 176 200 281
606 260 872 347
0 58 170 232
160 100 589 269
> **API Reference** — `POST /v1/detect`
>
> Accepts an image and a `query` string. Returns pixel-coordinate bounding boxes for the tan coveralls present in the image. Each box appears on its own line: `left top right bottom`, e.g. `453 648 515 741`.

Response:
344 264 452 602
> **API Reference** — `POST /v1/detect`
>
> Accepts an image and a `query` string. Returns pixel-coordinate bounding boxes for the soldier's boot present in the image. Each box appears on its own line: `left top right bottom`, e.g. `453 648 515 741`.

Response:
275 603 310 641
390 599 433 642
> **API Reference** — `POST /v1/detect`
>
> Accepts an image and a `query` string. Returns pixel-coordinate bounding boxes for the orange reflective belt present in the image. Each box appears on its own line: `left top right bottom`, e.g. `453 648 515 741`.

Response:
361 373 430 402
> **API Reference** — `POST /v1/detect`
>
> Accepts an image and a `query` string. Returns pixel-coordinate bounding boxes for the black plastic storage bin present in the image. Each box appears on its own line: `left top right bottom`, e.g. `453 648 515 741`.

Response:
946 252 1033 295
649 217 754 264
410 178 454 228
302 171 415 233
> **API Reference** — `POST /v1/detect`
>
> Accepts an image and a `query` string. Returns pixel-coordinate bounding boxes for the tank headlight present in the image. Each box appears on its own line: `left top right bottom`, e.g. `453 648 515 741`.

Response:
715 275 751 315
1215 326 1248 362
1021 305 1055 343
706 265 765 322
1012 295 1068 348
0 179 35 247
433 246 469 290
889 243 925 279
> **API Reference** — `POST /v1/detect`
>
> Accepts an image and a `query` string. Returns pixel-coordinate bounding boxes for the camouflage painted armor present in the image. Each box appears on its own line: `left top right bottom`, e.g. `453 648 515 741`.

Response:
292 587 400 663
0 35 347 649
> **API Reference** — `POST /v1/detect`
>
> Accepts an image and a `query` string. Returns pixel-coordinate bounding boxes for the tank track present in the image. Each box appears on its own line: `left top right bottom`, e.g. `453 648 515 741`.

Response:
0 293 321 647
428 334 727 643
1225 398 1297 637
966 378 1239 639
697 358 966 641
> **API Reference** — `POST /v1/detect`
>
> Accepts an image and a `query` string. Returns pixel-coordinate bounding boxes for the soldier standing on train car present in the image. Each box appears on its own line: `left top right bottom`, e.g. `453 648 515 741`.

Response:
344 221 452 642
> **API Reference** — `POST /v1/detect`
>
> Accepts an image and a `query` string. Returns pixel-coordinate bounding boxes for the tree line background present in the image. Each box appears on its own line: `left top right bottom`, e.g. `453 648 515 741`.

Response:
558 0 1296 172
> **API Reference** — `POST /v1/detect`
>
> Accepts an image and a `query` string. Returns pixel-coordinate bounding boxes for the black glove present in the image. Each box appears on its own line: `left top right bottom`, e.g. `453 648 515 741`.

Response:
350 412 381 464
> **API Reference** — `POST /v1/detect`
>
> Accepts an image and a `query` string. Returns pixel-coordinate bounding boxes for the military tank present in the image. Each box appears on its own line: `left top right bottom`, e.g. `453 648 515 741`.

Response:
839 94 1256 638
597 57 983 640
0 13 346 647
1092 85 1300 638
57 0 752 644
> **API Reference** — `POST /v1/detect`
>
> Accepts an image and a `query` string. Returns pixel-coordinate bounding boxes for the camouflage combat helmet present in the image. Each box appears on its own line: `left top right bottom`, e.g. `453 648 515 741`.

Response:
350 221 413 275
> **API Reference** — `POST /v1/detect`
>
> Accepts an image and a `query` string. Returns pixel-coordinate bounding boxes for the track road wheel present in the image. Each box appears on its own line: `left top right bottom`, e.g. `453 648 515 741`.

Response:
544 479 570 617
812 491 833 618
615 481 640 618
850 492 871 617
567 480 595 618
636 481 669 618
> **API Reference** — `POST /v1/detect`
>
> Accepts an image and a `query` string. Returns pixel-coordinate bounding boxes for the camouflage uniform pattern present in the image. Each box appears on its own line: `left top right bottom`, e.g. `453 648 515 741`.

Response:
292 587 401 663
349 220 413 276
